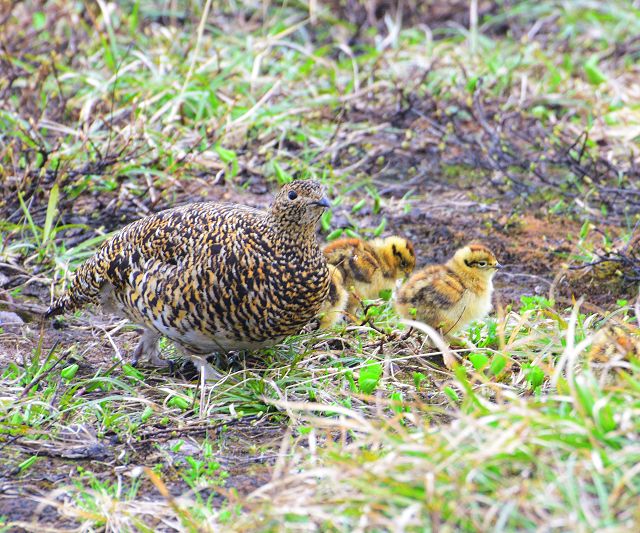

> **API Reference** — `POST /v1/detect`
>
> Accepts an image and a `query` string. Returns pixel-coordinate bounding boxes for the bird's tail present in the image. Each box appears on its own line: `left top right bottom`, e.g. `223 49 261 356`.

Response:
44 252 109 320
44 295 71 319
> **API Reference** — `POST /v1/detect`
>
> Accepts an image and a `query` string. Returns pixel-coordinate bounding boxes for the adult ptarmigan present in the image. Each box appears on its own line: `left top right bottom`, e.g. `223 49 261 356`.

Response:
46 180 331 378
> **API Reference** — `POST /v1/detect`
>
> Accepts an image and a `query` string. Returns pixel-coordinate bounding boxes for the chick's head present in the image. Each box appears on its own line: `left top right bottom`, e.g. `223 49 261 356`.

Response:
372 236 416 278
270 180 330 228
452 244 502 279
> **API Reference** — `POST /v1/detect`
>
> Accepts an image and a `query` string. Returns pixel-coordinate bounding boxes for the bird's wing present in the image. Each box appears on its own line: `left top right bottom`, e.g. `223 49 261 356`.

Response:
405 267 464 310
349 248 380 284
428 269 466 309
111 203 262 264
46 203 261 316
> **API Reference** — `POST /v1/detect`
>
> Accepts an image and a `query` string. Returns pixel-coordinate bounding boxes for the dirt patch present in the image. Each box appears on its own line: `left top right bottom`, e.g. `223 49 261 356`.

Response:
0 420 279 529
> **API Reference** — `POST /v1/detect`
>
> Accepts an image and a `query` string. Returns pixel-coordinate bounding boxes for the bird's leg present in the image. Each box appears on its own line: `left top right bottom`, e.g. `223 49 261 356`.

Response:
445 334 465 348
445 334 475 350
131 330 166 368
442 334 473 370
398 326 414 342
189 355 223 382
231 350 247 370
212 351 229 369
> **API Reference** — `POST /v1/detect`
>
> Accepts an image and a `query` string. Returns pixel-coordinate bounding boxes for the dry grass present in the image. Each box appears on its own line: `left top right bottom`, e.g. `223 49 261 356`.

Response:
1 1 640 531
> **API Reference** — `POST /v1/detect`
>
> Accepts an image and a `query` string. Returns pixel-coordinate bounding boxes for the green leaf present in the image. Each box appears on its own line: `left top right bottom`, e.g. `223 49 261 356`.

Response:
358 361 383 394
141 406 153 423
351 199 366 213
18 192 40 244
123 364 145 382
215 146 239 177
344 370 357 392
365 305 381 318
129 0 141 34
273 161 293 184
413 371 426 390
168 396 190 410
19 456 38 472
42 183 60 249
326 228 343 241
371 193 381 214
378 289 392 301
320 210 332 232
584 57 607 85
525 365 545 389
489 354 506 376
61 363 79 381
373 217 387 237
32 12 46 30
469 353 489 371
595 401 616 433
101 35 116 71
389 391 406 414
444 386 459 402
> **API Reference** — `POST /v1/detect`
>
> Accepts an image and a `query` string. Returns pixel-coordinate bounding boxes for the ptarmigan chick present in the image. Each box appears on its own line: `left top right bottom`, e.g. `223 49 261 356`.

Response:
316 264 349 329
396 244 501 339
46 180 331 379
323 236 415 316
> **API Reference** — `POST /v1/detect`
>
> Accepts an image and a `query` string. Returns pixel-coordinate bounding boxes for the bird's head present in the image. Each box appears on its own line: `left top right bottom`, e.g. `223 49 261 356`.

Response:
270 180 330 229
452 244 502 280
372 236 416 278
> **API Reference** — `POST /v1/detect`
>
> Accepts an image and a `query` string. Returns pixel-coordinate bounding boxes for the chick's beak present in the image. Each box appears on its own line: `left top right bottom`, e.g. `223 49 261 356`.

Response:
311 197 331 208
494 263 504 269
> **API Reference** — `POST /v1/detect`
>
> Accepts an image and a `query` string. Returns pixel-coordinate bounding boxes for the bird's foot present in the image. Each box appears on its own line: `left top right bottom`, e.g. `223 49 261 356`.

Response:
190 356 223 382
131 331 169 369
301 319 321 333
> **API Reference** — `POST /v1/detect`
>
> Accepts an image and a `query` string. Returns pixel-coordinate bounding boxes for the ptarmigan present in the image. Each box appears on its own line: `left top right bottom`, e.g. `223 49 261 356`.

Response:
316 264 349 329
323 236 415 316
396 244 501 339
46 180 331 378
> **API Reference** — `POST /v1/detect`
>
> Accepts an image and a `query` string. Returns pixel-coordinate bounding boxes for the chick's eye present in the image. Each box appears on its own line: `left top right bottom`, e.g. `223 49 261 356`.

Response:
288 190 298 200
477 261 487 268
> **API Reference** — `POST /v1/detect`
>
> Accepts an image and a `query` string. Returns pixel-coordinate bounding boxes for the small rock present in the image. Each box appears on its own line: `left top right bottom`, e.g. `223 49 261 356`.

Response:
0 311 24 326
164 438 201 457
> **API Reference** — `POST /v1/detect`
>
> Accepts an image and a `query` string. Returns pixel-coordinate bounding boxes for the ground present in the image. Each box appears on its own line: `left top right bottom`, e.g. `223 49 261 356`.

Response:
1 1 640 532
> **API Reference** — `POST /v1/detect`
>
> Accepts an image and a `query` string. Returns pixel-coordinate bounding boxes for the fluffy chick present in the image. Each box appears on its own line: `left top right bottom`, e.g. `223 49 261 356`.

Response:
323 236 416 315
46 180 331 379
396 244 501 338
589 324 640 364
316 264 349 329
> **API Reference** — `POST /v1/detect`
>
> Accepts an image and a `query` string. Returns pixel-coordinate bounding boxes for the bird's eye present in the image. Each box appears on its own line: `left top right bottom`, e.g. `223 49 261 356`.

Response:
477 261 488 268
288 190 298 201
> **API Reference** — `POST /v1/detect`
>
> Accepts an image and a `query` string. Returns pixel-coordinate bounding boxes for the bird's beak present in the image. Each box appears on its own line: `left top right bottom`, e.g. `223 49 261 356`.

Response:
311 197 331 208
494 263 504 269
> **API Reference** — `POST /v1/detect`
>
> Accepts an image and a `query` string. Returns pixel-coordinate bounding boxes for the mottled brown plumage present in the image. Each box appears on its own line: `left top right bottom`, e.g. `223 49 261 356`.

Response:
46 180 331 378
323 236 415 315
396 244 501 338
